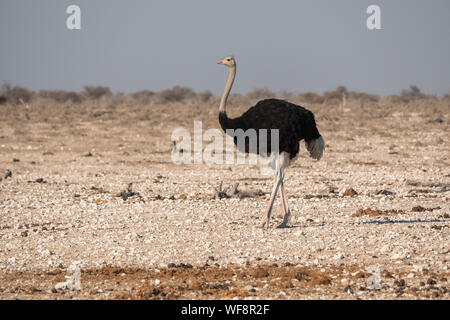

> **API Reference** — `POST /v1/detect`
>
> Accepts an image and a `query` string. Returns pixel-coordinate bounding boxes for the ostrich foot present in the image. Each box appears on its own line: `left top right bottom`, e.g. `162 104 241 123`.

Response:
277 210 291 228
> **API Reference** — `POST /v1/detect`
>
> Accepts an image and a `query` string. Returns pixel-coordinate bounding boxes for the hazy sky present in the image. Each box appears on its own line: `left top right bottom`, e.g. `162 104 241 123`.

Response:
1 0 449 96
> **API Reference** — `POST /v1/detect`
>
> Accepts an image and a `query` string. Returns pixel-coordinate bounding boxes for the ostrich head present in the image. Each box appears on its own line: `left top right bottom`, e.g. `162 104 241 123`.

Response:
217 56 236 68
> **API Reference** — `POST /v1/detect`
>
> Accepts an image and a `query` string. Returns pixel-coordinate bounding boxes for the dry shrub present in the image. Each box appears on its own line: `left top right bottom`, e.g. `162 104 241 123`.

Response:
228 93 250 106
348 91 379 103
155 85 195 103
335 85 348 95
298 92 324 104
1 82 34 104
385 95 404 104
401 85 425 102
38 90 84 104
279 91 294 99
197 90 213 103
131 90 155 105
1 82 448 114
104 92 128 108
323 86 348 105
247 88 275 100
385 86 439 105
399 85 438 104
83 85 112 100
442 93 450 103
323 91 343 104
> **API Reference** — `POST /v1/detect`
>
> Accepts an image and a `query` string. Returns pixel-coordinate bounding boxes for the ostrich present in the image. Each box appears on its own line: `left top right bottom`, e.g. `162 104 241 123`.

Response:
217 56 325 228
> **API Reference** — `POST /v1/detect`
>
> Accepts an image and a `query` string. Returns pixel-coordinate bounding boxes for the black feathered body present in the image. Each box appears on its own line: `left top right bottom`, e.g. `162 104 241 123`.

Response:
219 99 321 159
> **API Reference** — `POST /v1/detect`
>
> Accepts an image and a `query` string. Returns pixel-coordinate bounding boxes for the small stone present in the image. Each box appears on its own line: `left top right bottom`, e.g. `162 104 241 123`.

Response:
334 253 345 260
55 282 67 290
343 188 358 196
4 169 12 180
413 265 424 273
376 189 394 196
244 285 254 291
391 253 403 260
344 286 354 294
394 279 406 287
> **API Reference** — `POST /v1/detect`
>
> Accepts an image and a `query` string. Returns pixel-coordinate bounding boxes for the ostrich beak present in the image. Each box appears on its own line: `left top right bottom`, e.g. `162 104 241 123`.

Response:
217 60 224 64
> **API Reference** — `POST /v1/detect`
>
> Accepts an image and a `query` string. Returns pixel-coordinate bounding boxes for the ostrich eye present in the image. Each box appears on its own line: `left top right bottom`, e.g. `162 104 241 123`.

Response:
226 58 231 61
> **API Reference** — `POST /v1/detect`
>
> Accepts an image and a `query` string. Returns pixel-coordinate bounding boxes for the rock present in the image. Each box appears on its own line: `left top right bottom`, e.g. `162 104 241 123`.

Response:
343 188 358 196
428 118 444 124
291 279 300 287
376 189 394 196
344 286 354 294
334 253 345 260
4 169 12 180
55 263 82 291
391 253 404 260
394 279 406 287
412 265 424 273
244 285 254 292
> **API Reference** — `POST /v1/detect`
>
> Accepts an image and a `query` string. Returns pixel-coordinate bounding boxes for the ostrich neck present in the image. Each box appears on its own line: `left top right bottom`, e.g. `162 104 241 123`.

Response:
219 66 236 114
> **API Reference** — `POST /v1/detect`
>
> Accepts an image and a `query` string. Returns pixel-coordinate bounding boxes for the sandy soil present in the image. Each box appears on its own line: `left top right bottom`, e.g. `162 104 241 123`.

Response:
0 100 449 299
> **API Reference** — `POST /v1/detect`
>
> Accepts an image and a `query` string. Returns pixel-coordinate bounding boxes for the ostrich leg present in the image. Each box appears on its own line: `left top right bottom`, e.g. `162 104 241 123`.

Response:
277 169 291 228
261 171 282 228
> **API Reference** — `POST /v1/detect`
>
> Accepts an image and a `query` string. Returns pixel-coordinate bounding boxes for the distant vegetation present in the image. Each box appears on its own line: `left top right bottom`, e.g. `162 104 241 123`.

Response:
0 82 448 107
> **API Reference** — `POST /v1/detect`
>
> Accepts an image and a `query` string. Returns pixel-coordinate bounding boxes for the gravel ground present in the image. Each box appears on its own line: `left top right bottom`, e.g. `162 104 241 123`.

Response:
0 102 448 299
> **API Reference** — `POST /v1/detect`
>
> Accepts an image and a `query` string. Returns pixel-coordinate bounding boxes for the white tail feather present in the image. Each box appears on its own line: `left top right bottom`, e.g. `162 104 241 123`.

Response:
306 136 325 160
